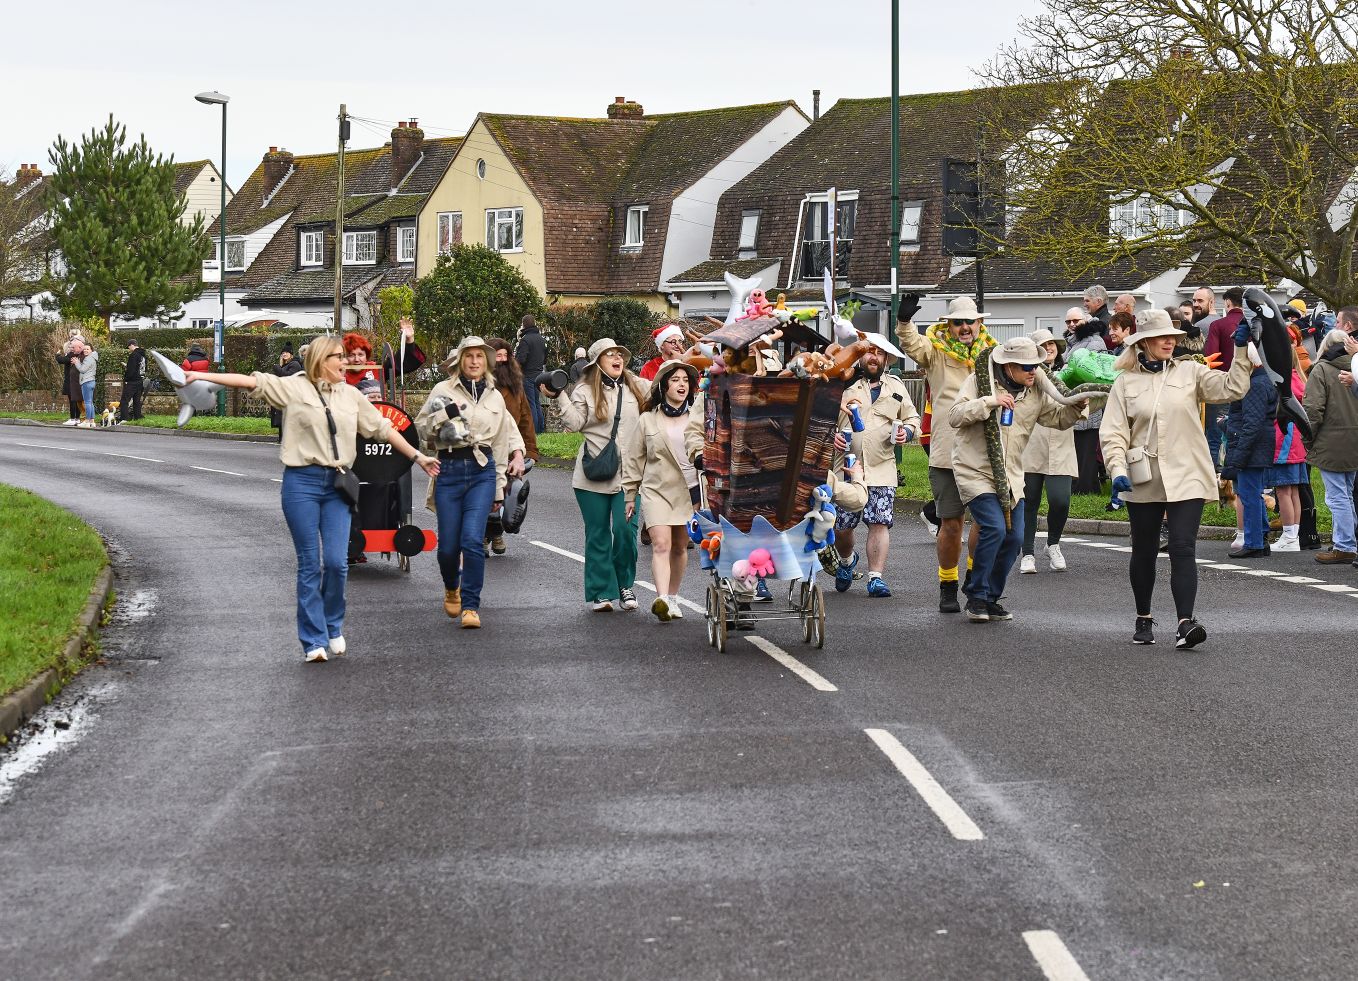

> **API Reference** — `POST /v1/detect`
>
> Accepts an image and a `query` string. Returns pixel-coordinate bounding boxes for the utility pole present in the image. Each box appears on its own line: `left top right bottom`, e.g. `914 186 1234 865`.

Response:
333 104 349 330
889 0 901 346
974 120 987 313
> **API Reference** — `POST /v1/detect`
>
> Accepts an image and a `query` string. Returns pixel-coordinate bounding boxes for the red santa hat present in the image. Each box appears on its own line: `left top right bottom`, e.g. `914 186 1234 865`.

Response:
652 323 684 349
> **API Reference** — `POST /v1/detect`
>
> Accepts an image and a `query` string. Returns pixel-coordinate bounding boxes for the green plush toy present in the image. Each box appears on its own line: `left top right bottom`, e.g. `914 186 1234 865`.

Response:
1057 348 1121 387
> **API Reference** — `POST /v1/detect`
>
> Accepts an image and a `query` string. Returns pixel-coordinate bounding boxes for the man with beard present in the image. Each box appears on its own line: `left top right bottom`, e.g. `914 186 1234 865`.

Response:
831 346 921 597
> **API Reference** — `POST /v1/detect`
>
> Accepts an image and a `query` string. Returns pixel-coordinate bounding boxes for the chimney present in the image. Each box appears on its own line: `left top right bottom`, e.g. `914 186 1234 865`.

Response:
15 163 42 186
390 118 424 188
812 89 821 121
606 96 644 120
262 146 294 196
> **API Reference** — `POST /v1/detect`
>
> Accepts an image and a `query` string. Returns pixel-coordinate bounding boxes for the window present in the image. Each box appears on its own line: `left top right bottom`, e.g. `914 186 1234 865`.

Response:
623 206 647 249
899 201 924 246
343 230 377 265
738 210 760 257
476 159 486 179
299 229 323 267
797 195 856 279
397 225 416 263
485 207 523 252
191 318 214 331
437 211 462 253
1109 193 1189 239
217 238 245 272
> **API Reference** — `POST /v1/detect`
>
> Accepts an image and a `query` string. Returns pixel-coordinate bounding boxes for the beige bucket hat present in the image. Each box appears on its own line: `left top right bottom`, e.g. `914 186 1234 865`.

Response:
943 295 988 321
991 336 1044 366
1029 327 1065 350
587 337 631 365
648 359 700 406
1123 309 1186 347
439 335 496 373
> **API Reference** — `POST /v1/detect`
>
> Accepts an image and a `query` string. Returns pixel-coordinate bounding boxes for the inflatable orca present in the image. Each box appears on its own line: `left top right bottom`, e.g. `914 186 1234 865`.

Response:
1242 287 1312 442
149 349 224 427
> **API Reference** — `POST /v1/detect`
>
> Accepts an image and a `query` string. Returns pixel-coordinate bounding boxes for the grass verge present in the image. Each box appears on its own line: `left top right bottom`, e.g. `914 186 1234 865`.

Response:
537 432 584 460
1 411 274 435
0 485 108 698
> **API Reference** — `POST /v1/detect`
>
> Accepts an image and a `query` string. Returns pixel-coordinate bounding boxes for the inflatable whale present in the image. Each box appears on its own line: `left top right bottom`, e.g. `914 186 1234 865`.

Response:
149 349 224 427
1242 287 1312 441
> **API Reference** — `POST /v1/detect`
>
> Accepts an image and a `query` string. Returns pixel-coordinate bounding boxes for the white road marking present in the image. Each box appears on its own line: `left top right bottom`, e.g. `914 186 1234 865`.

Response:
1195 558 1220 565
13 440 79 452
1276 575 1322 584
270 478 283 483
101 452 164 463
1110 545 1133 552
190 466 245 477
531 540 704 613
745 636 837 692
1209 563 1247 570
531 540 585 562
1310 583 1357 593
1081 542 1120 549
863 728 984 841
1237 568 1285 577
1059 537 1085 543
1022 930 1091 981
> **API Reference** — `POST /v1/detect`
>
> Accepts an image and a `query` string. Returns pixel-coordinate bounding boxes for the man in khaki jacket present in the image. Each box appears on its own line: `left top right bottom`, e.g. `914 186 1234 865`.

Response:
830 346 921 597
949 336 1089 623
897 294 994 612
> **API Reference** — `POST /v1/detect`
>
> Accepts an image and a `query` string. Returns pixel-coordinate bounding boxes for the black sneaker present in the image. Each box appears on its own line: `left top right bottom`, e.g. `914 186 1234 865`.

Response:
619 587 638 611
1133 616 1156 645
985 601 1012 621
1176 618 1207 649
965 598 990 622
939 582 961 613
1228 545 1270 559
1300 534 1324 550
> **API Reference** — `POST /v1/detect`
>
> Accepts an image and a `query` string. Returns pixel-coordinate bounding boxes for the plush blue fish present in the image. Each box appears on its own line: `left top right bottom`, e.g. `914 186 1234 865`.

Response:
1242 287 1312 441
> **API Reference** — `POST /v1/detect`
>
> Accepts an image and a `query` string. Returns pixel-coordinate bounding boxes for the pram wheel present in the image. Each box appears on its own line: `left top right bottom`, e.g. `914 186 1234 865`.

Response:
807 583 825 649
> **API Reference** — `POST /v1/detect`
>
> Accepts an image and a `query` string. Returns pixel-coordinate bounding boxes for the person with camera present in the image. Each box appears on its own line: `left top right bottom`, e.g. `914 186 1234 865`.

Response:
415 337 526 629
543 338 646 612
621 360 701 621
182 337 439 662
485 337 539 556
1100 309 1253 648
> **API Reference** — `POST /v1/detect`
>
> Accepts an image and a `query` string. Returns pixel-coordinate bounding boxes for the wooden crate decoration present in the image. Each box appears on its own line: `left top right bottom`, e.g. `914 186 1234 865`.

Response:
701 374 845 532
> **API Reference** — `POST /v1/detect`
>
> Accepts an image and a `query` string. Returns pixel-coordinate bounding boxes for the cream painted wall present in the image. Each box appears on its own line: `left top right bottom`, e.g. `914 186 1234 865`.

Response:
416 120 546 293
182 164 232 229
558 292 676 316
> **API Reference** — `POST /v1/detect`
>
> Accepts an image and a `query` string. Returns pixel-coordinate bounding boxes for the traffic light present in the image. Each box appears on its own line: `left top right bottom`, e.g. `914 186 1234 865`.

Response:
941 158 1003 257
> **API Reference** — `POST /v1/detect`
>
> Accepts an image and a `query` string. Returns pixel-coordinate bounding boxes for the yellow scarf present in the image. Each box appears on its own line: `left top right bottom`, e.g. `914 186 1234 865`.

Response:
925 321 996 368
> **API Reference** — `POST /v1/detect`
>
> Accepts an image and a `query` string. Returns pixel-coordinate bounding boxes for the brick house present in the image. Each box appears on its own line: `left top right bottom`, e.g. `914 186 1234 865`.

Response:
416 97 810 313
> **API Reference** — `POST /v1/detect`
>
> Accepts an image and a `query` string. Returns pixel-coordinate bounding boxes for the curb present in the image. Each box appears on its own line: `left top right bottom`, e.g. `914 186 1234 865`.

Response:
893 497 1238 541
0 417 276 443
0 564 115 744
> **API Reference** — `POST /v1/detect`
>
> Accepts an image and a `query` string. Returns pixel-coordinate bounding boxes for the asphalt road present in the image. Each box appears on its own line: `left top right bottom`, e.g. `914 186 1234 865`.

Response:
1 422 1355 980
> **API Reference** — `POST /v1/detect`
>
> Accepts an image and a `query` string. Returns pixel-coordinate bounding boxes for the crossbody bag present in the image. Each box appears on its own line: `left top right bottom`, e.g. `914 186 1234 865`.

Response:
313 383 362 507
1125 373 1167 486
581 385 625 482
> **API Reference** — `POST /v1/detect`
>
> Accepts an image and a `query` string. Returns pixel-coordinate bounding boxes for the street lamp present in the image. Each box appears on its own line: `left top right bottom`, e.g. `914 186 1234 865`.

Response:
195 90 229 416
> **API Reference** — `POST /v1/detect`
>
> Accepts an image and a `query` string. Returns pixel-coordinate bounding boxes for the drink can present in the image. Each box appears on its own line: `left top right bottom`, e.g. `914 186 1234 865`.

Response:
841 428 853 448
1000 406 1014 426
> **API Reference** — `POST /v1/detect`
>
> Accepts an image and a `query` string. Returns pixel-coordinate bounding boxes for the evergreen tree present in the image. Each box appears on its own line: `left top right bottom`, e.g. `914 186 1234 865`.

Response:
46 116 210 325
412 244 545 355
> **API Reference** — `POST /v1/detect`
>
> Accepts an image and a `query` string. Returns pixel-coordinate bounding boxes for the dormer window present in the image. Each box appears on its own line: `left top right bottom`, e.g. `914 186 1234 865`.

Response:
343 230 377 265
738 210 760 259
900 201 924 247
623 205 647 250
217 237 245 272
397 225 416 263
1109 193 1190 239
300 229 324 267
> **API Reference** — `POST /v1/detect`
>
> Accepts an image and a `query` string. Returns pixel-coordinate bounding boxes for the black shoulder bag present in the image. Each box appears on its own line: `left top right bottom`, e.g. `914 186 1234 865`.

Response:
581 385 625 482
314 383 362 507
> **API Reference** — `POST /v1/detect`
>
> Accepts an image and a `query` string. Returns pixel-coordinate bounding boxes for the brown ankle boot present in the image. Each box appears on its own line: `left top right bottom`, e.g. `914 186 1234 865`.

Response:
460 609 481 629
443 588 462 618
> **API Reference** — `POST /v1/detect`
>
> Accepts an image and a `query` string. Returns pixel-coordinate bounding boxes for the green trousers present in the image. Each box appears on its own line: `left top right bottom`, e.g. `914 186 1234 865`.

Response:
573 488 639 603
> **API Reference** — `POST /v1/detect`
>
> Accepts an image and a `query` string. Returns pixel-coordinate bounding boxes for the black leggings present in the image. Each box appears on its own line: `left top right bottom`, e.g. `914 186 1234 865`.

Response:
1072 429 1103 494
1022 473 1071 553
1127 500 1204 621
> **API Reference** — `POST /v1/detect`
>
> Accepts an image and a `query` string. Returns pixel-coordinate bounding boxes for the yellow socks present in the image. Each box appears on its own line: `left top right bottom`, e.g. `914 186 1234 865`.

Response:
938 565 959 583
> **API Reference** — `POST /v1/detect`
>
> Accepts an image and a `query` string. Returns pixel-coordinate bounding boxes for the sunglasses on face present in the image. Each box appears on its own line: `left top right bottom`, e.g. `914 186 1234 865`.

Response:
1065 318 1082 325
1016 363 1039 372
951 319 978 326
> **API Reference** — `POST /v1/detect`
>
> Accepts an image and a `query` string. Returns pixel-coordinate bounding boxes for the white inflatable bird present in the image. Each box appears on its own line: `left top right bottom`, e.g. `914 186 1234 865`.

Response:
150 349 224 427
723 270 762 325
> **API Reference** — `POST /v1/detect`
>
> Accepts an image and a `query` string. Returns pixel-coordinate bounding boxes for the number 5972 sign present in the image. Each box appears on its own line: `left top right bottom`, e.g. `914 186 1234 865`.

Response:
352 401 418 484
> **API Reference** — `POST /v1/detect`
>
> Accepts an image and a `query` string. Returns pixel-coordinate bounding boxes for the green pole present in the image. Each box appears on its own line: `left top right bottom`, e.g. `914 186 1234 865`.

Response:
217 101 227 416
891 0 903 468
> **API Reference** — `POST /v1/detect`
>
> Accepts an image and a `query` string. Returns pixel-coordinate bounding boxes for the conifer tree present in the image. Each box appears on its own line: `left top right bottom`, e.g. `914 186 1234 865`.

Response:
46 116 210 325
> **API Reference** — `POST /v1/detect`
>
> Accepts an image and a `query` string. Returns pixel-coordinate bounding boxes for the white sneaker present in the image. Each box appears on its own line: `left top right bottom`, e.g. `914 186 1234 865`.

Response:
1047 544 1067 571
592 599 614 612
78 420 95 428
304 647 328 663
328 636 346 655
668 595 684 619
1020 554 1037 574
62 418 79 426
620 587 639 611
1230 532 1244 551
1273 534 1300 552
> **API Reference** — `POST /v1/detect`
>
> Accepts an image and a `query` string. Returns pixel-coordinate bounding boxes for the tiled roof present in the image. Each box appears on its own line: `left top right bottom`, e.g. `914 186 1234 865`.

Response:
667 257 780 284
477 102 802 294
242 267 383 304
172 160 211 197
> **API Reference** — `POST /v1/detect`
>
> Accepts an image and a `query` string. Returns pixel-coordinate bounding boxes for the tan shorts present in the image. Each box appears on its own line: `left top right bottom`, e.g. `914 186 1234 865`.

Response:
927 466 965 520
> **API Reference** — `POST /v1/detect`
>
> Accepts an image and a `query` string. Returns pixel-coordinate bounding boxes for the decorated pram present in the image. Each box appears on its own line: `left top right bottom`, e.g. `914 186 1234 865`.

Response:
690 315 848 653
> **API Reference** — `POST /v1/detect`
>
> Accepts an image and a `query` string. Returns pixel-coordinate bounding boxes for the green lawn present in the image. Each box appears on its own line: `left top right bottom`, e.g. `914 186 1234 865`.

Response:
1 411 274 435
537 432 584 459
0 485 108 699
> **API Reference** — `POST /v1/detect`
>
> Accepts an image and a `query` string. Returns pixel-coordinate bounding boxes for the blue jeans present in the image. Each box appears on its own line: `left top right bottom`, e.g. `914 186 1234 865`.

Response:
525 384 545 434
1204 405 1227 472
434 454 497 610
1321 469 1358 552
1237 467 1268 549
81 380 95 420
280 466 352 653
965 493 1025 604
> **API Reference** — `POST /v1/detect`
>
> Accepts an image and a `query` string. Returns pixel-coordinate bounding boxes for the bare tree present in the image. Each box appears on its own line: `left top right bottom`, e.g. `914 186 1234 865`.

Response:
980 0 1358 306
0 166 56 309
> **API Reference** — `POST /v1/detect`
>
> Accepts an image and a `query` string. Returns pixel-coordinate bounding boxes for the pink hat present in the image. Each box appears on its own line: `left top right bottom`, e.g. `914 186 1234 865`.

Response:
652 323 684 348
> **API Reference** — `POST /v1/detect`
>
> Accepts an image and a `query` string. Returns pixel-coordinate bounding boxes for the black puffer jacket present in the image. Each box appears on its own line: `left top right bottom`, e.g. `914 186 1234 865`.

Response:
1224 366 1279 472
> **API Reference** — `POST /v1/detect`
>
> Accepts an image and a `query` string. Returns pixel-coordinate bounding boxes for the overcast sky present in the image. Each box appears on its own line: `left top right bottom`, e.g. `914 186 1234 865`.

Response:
4 0 1045 189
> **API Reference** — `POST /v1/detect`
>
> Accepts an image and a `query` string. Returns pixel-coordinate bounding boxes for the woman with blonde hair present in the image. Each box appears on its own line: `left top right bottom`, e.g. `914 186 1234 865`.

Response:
183 336 439 662
622 360 701 621
415 336 526 629
1100 309 1252 648
546 338 646 611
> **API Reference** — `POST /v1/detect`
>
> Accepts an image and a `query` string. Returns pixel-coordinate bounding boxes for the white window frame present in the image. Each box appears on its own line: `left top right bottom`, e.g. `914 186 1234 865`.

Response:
219 237 246 272
343 230 378 265
485 207 524 253
1108 192 1190 239
738 209 760 256
437 211 462 253
797 190 858 280
299 229 323 267
190 318 214 331
623 205 648 249
397 225 417 263
899 200 924 246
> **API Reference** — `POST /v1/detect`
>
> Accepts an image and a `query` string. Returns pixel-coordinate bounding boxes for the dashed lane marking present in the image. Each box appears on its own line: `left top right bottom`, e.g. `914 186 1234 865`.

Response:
189 466 245 477
864 728 984 841
1022 930 1092 981
530 540 707 613
101 452 165 464
1237 568 1285 577
1310 583 1357 593
270 478 283 483
744 636 838 692
13 440 79 452
1276 575 1322 584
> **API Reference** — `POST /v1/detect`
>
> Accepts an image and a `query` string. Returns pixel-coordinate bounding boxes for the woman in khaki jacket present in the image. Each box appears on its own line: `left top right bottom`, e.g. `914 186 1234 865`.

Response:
621 360 701 622
548 338 646 612
1101 309 1252 648
1020 328 1079 574
183 337 439 662
415 336 526 629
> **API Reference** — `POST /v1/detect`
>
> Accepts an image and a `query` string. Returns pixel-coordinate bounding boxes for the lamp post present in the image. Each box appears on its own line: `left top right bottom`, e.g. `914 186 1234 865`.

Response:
195 90 230 416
